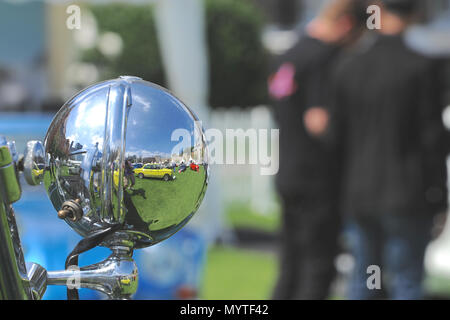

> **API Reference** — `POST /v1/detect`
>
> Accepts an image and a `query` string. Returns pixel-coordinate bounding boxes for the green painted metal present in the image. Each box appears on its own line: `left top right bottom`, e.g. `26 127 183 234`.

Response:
0 138 28 300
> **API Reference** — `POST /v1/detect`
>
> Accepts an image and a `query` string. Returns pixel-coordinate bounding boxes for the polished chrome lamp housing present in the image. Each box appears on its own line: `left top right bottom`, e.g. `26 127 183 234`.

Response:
0 76 209 299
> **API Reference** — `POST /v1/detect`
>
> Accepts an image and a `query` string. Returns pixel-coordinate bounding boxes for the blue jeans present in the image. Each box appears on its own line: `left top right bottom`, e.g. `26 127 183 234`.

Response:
346 214 433 300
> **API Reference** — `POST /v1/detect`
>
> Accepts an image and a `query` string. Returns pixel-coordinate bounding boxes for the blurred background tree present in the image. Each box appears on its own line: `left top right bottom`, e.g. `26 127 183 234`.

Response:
81 0 269 109
81 4 166 87
205 0 269 108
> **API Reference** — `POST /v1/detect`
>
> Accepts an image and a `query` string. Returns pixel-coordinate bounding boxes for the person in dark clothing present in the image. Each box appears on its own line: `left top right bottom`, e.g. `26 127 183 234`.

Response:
268 0 366 300
125 160 136 190
332 0 449 299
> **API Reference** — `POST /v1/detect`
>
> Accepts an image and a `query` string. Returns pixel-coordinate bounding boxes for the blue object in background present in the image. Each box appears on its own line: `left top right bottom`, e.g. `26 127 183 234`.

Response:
134 228 207 300
1 112 208 300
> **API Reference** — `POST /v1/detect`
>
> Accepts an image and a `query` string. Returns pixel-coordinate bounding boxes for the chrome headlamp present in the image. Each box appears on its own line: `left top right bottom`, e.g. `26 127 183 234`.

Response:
0 76 208 299
43 76 208 249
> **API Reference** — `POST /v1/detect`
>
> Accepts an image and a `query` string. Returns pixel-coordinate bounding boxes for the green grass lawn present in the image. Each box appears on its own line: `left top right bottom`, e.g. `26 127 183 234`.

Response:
44 164 208 233
226 203 280 233
127 166 207 230
201 245 278 300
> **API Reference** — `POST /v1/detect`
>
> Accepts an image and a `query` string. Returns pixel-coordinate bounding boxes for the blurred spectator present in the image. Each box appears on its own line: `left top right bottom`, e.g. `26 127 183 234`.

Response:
332 0 449 299
268 0 366 299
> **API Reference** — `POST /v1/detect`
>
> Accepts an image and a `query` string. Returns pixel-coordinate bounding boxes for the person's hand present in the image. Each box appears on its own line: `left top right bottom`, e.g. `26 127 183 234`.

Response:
303 106 329 137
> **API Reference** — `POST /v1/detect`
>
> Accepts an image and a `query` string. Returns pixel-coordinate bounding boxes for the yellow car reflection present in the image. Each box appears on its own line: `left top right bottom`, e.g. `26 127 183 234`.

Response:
32 163 44 179
114 168 119 188
134 164 174 181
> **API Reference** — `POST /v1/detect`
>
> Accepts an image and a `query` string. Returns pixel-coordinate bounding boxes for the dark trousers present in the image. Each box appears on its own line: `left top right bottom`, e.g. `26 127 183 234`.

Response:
272 194 340 300
346 214 433 300
126 173 135 187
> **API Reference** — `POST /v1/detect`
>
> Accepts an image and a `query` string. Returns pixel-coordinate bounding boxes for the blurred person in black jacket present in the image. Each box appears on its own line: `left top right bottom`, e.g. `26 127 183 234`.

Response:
332 0 449 299
268 0 366 300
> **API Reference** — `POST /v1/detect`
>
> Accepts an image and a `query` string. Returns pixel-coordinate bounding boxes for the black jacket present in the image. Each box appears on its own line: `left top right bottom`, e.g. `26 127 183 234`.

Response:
270 35 341 198
332 34 449 217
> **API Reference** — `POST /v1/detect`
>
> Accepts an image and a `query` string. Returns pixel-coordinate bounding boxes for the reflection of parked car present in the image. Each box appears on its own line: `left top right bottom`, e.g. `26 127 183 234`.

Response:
32 163 44 179
132 163 143 172
190 163 199 172
134 164 174 181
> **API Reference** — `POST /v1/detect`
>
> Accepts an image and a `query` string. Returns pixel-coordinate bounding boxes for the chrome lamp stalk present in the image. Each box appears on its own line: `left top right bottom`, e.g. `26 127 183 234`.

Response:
47 246 138 299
